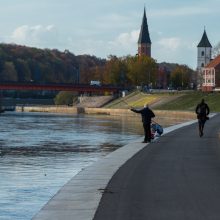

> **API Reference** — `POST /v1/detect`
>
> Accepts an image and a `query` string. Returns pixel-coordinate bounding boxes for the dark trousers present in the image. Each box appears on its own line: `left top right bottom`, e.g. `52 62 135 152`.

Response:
197 115 207 133
198 118 206 133
143 122 151 142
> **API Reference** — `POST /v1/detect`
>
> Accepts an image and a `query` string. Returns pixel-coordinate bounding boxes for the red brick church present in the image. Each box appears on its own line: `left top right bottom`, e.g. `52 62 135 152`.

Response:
138 8 151 57
137 8 168 89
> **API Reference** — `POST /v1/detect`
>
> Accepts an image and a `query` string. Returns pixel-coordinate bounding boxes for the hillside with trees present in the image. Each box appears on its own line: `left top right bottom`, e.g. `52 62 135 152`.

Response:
0 43 105 84
0 43 195 91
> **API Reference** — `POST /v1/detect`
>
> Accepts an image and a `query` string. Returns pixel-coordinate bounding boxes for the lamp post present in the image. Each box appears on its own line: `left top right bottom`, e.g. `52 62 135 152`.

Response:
181 72 183 89
148 71 150 88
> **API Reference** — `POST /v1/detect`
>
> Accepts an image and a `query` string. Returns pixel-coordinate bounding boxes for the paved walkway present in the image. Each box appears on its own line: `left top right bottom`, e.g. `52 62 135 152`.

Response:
33 117 220 220
94 114 220 220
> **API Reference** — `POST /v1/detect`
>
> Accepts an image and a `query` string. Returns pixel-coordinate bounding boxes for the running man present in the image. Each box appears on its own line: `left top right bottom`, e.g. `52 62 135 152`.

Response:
195 99 210 137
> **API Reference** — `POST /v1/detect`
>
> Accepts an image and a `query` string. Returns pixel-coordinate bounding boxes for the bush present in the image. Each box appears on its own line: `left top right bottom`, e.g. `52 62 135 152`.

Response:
54 91 78 105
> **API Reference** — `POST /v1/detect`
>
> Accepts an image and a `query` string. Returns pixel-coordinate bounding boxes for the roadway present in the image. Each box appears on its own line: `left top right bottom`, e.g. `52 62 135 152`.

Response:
94 114 220 220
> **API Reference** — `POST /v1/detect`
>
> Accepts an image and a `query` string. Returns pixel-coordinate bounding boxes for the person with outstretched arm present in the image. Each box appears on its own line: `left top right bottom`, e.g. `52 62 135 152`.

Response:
131 104 155 143
195 98 210 137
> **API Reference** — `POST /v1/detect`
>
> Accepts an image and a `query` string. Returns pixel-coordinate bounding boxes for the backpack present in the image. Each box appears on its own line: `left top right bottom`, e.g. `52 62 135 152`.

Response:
198 104 207 116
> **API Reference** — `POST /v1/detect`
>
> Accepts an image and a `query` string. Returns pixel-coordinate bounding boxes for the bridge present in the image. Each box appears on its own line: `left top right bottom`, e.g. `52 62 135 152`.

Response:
0 82 122 93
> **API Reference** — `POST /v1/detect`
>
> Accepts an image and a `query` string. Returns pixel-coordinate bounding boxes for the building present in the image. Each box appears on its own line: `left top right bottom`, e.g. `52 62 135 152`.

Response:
202 54 220 91
197 30 212 69
196 29 220 91
156 66 169 89
197 30 212 89
138 8 151 57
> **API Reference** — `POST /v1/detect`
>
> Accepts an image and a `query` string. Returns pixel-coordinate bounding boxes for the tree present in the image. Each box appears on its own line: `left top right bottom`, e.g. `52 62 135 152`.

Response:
14 58 31 82
54 91 78 105
170 65 193 89
104 56 128 86
126 55 158 87
77 55 106 84
27 59 41 82
0 62 18 81
0 43 107 84
213 42 220 58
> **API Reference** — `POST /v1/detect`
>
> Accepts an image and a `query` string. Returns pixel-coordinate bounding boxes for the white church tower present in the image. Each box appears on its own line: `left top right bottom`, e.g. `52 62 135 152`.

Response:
197 29 212 70
197 29 212 89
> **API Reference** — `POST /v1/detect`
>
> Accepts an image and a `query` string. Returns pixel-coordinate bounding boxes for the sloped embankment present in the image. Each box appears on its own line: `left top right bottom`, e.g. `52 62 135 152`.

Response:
104 91 182 109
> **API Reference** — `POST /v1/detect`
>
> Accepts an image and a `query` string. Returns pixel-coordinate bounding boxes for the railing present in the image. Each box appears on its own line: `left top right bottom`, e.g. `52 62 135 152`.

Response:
0 82 122 93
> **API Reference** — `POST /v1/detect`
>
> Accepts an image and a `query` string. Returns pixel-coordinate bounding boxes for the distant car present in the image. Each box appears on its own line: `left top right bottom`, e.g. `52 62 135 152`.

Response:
167 87 173 90
90 80 101 86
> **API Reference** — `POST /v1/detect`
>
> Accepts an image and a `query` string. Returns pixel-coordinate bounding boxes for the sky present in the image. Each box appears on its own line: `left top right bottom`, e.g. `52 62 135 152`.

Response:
0 0 219 69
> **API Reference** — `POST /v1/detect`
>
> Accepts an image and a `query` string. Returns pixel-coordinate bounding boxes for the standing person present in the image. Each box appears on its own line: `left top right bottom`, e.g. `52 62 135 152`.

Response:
195 99 210 137
131 104 155 143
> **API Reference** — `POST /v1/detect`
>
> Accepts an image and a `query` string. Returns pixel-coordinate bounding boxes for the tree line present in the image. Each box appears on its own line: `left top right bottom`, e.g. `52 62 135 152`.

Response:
0 43 105 84
86 55 196 90
0 43 196 90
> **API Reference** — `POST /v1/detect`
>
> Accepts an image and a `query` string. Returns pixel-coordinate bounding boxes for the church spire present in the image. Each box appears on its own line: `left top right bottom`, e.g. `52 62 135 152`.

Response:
138 7 151 57
138 7 151 44
197 28 212 70
197 29 212 48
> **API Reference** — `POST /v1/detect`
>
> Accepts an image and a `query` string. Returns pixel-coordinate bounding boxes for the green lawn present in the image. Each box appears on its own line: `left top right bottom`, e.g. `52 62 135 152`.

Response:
104 91 167 109
105 90 220 112
154 91 220 112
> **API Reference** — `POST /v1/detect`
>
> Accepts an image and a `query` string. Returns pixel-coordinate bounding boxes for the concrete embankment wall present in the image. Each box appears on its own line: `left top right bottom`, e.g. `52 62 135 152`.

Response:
16 105 196 122
16 106 79 114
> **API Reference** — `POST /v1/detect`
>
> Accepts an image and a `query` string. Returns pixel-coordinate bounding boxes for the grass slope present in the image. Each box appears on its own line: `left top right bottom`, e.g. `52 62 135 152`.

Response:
154 92 220 112
104 91 178 109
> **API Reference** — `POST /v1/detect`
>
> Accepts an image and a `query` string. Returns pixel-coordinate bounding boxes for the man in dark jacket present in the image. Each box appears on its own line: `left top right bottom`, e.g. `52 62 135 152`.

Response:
131 104 155 143
195 99 210 137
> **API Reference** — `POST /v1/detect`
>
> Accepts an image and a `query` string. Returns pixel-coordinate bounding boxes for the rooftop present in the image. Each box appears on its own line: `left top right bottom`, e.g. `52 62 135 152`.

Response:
138 8 151 44
206 54 220 68
197 30 212 48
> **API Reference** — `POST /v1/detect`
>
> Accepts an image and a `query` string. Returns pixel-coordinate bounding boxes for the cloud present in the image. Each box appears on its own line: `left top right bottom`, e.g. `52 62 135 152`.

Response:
9 25 59 48
66 30 140 58
153 37 197 68
157 37 181 51
108 30 139 49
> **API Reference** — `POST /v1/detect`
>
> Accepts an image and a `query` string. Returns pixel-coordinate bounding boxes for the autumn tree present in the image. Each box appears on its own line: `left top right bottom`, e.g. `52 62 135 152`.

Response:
77 55 106 84
54 91 78 105
170 65 193 89
103 56 128 86
0 44 106 84
126 55 158 87
0 62 18 81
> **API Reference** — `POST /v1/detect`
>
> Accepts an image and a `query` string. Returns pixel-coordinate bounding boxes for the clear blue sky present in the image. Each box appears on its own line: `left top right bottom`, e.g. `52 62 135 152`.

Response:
0 0 219 69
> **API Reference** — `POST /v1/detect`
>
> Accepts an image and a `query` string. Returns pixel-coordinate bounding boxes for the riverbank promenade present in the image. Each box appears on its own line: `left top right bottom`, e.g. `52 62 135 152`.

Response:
34 114 220 220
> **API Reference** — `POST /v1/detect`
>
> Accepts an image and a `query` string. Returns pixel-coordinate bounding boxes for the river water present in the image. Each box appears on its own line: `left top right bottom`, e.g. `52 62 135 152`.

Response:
0 112 145 220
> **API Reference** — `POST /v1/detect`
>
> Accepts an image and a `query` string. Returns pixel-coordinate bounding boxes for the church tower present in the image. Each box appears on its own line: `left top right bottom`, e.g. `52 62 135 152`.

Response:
197 29 212 70
138 8 151 57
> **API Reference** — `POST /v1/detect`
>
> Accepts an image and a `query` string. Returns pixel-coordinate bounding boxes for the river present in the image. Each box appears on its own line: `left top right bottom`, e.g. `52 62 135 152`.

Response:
0 112 145 220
